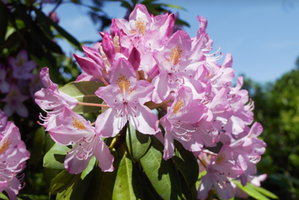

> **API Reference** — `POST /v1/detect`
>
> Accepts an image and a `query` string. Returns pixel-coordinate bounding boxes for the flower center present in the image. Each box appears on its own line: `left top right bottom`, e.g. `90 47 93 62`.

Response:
167 45 183 65
172 99 184 114
135 17 145 35
116 73 131 94
0 138 11 154
72 117 86 130
215 153 226 165
16 58 25 67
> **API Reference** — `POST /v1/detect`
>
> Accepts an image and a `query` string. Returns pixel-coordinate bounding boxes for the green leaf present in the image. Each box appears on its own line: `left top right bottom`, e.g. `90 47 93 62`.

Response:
126 122 151 162
112 153 143 200
175 18 190 27
121 1 133 10
59 81 105 114
34 9 54 38
232 180 270 200
89 6 102 12
248 183 278 199
28 127 46 168
0 1 8 44
274 173 299 185
178 171 197 200
140 136 183 200
173 140 199 188
43 143 71 170
84 149 119 199
81 156 96 180
53 170 93 200
50 170 75 195
160 3 186 10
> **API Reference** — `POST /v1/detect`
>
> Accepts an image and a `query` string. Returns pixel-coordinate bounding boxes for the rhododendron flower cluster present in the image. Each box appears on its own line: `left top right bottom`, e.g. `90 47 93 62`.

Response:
35 4 266 199
0 49 38 117
0 109 30 200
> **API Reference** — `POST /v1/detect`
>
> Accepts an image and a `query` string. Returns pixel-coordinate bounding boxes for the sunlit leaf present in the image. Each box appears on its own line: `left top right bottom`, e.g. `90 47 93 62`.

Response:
43 143 71 170
81 156 96 180
248 183 278 199
126 123 151 162
59 81 105 114
140 136 182 199
112 153 143 200
232 180 270 200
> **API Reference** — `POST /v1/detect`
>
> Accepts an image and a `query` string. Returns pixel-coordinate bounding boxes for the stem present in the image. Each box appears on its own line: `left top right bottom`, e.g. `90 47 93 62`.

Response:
78 102 109 108
100 76 109 86
198 157 206 168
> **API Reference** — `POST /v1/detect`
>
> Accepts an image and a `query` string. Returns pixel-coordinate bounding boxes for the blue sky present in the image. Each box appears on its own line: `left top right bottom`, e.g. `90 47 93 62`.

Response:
42 0 299 84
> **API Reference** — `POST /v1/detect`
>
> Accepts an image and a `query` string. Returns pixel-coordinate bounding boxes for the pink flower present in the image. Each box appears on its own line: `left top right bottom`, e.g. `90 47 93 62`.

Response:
8 50 36 80
48 107 114 174
198 144 244 200
95 58 159 137
0 63 10 93
35 67 78 130
1 85 29 117
160 85 209 159
0 109 7 131
0 119 30 200
152 30 205 103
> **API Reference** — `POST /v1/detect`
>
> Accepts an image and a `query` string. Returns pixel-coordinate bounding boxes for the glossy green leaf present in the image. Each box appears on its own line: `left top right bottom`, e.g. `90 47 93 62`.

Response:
175 18 190 27
126 123 151 162
84 149 119 199
0 2 8 44
53 170 93 200
121 1 133 10
140 136 182 200
34 9 54 38
248 183 278 199
232 180 270 200
173 140 199 188
112 153 143 200
28 127 46 168
178 171 197 200
160 3 186 10
50 170 75 195
43 143 71 170
81 156 96 180
59 81 105 114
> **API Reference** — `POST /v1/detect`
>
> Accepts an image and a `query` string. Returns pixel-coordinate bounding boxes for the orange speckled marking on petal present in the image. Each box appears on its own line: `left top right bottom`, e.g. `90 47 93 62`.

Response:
135 17 145 35
72 117 86 130
172 99 184 114
0 137 11 154
116 73 131 94
167 45 183 65
215 153 226 165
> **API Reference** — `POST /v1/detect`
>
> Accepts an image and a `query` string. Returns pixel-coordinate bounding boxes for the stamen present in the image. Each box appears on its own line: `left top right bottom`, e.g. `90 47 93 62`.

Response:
78 102 110 108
